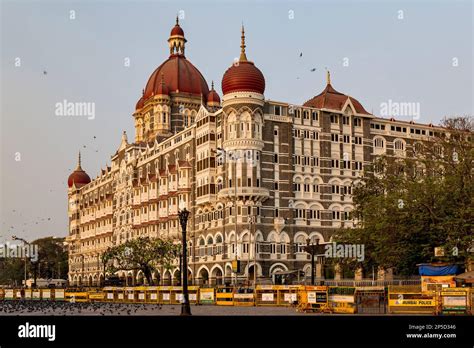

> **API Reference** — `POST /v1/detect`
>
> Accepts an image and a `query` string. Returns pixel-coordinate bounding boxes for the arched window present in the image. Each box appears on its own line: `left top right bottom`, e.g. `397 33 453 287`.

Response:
295 235 306 253
394 139 405 151
374 137 384 148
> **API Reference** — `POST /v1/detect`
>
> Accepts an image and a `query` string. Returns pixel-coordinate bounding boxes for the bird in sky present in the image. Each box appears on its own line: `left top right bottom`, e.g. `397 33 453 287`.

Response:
299 52 303 57
310 68 316 72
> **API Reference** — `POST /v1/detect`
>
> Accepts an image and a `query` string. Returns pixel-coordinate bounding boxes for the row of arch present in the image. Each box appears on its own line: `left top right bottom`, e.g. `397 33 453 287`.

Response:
69 259 326 287
193 229 326 246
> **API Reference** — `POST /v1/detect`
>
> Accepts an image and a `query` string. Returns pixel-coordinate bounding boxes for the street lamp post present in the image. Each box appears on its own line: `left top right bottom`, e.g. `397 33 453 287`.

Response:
12 236 29 288
304 238 319 286
178 207 191 316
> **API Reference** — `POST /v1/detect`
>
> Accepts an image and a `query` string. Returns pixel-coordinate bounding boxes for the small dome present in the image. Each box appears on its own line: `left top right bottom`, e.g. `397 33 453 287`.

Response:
221 26 265 95
222 61 265 95
207 81 220 104
170 17 184 37
68 153 91 188
303 72 370 115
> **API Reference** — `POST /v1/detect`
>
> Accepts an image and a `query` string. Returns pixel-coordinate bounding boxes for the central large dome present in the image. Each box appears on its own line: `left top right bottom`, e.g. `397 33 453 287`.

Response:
144 56 209 99
135 18 210 109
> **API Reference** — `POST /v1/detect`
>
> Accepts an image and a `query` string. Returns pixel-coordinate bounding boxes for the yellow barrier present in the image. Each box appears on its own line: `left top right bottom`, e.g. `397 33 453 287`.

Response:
216 287 234 306
134 286 147 303
41 289 52 301
124 287 136 302
233 288 255 307
145 287 159 303
297 286 330 313
255 285 278 306
277 285 301 306
328 286 356 314
54 289 65 301
65 291 89 303
88 291 106 302
440 288 469 315
159 286 172 304
388 286 436 314
4 289 15 300
199 288 215 305
103 287 116 302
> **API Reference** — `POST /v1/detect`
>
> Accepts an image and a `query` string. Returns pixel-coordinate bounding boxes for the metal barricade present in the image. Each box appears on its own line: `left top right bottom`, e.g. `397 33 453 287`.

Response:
277 285 300 306
233 288 255 307
387 285 436 314
24 289 32 300
15 289 23 300
41 289 52 301
88 291 106 302
159 286 172 304
54 289 65 301
188 286 199 304
103 287 116 302
199 288 216 305
355 286 386 314
255 285 278 306
135 286 147 303
145 287 159 303
124 287 136 303
115 288 126 302
440 288 469 315
32 289 41 300
65 291 89 303
328 286 356 314
169 287 182 304
4 289 15 300
216 287 234 306
297 286 329 313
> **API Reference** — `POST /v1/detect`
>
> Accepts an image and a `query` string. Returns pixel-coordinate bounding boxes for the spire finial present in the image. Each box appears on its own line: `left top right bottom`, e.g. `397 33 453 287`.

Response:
77 151 82 169
211 80 214 90
239 24 247 61
326 69 331 85
176 15 179 25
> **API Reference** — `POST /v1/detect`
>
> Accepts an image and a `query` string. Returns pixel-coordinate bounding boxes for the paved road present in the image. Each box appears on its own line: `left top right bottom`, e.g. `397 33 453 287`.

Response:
0 301 305 316
0 301 430 316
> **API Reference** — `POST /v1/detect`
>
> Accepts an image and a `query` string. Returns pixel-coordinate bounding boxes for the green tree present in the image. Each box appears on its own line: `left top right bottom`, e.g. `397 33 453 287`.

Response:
102 237 180 285
334 116 473 276
0 258 25 286
31 237 68 281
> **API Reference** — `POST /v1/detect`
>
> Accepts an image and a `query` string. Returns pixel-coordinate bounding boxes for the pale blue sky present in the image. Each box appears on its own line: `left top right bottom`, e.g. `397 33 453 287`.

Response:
1 0 472 242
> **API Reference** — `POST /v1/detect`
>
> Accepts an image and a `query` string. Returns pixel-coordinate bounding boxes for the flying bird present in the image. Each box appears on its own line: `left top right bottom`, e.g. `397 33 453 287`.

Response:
310 68 316 72
299 52 303 57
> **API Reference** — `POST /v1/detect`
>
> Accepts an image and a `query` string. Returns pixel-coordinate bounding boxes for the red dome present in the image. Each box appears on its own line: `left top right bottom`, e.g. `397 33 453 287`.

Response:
68 168 91 188
303 82 370 115
68 153 91 188
170 24 184 37
144 55 209 98
207 82 220 104
221 61 265 95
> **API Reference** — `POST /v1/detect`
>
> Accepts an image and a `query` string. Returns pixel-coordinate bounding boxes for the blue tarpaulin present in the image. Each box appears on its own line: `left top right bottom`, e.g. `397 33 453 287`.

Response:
418 264 459 276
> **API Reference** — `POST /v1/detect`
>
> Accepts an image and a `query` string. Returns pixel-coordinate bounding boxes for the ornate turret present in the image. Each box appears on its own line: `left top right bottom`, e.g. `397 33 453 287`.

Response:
67 152 91 188
168 16 187 56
